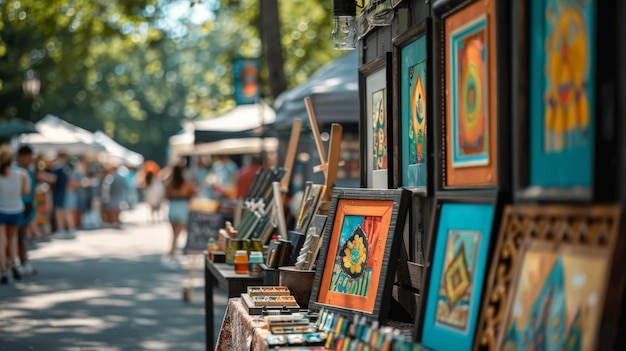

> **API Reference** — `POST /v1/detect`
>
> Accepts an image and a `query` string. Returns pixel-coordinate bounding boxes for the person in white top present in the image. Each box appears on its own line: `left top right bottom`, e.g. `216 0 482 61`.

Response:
0 146 30 284
142 170 164 224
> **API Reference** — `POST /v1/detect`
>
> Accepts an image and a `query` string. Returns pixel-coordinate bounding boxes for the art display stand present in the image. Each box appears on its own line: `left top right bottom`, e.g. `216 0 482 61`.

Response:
304 97 342 213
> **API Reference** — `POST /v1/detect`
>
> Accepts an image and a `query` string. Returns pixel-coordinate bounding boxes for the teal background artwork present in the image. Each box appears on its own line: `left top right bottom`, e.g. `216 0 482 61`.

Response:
529 0 595 187
422 203 494 351
401 33 427 188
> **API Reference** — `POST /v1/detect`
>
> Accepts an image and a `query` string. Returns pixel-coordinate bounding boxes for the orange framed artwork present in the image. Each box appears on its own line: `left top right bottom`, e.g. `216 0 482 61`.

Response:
443 0 498 187
309 188 410 322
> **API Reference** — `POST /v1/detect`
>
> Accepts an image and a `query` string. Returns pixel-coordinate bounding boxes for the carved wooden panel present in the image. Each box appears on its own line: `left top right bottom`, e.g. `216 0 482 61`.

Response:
473 204 621 351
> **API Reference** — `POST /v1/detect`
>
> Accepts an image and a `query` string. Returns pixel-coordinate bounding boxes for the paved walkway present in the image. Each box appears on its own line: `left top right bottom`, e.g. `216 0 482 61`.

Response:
0 204 227 351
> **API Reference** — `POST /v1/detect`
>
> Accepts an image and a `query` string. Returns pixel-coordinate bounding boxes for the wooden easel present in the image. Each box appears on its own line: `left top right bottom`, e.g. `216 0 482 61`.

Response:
304 97 343 207
281 118 303 193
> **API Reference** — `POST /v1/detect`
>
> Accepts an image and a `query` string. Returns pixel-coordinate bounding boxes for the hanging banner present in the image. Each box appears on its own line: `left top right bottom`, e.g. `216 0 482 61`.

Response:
233 57 260 105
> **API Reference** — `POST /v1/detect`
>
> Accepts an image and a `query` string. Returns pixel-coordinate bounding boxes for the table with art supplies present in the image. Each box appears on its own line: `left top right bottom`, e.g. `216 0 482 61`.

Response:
204 257 264 349
212 285 427 351
205 115 431 350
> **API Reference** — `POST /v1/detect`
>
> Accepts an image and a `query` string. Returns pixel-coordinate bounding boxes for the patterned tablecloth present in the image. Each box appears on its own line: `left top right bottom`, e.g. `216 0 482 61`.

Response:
215 298 270 351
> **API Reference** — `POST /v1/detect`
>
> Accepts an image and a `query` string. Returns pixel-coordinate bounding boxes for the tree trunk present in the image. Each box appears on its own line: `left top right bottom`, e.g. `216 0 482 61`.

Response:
259 0 287 99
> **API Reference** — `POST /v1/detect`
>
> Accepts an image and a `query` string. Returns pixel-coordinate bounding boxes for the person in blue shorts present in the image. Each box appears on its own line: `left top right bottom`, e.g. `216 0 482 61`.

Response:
163 165 197 268
0 146 30 284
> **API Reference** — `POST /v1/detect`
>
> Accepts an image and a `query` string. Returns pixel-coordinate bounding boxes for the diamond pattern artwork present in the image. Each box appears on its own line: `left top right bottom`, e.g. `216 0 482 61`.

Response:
444 243 471 309
436 230 481 332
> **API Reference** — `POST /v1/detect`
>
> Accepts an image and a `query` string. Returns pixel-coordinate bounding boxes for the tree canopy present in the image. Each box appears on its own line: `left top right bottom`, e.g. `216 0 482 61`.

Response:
0 0 340 165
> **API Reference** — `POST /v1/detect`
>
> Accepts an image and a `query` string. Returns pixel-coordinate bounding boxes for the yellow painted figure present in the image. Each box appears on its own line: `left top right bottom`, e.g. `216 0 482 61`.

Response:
544 2 590 153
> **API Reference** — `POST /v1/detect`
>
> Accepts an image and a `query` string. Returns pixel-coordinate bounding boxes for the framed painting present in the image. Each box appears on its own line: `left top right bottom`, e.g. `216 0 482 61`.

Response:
512 0 616 201
433 0 510 189
496 240 611 351
392 19 432 193
359 53 394 189
474 204 623 351
415 195 501 350
309 188 410 323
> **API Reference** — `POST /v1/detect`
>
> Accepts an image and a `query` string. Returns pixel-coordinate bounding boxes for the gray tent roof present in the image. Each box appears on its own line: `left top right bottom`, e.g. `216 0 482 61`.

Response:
273 50 358 130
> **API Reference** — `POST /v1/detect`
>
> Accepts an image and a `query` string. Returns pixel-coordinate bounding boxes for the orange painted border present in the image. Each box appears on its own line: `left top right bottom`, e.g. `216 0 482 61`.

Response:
445 0 498 187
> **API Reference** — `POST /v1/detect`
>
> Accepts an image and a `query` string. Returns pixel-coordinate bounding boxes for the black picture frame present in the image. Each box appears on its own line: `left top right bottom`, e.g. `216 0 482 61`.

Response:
511 0 618 202
414 191 504 348
359 53 394 189
392 19 433 194
309 188 410 323
431 0 511 192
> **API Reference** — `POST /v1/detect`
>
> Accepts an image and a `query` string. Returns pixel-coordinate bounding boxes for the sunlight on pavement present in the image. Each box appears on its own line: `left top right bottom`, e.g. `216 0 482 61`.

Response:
86 298 135 307
140 340 171 350
9 289 107 310
0 204 217 350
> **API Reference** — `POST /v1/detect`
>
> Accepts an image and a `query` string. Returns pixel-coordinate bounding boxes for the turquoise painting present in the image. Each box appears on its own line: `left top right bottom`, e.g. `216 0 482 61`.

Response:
401 33 427 188
529 0 595 187
422 203 494 350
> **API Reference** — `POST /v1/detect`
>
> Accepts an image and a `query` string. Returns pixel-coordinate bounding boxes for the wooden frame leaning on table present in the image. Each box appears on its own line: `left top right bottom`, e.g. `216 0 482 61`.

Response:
511 0 618 202
473 204 624 351
414 192 504 350
392 18 433 194
309 188 410 323
432 0 511 191
359 53 394 189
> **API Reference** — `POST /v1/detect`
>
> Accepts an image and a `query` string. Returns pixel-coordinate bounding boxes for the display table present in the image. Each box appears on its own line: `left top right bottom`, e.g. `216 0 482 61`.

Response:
215 298 270 351
205 254 265 350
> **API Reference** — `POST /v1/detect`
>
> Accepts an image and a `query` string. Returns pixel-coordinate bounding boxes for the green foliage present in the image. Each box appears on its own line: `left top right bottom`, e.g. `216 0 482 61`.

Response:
0 0 338 165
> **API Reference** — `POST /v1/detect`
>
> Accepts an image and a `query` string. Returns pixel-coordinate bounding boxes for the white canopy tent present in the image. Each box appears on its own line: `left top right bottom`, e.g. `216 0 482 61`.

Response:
93 131 144 167
192 101 276 136
20 114 104 156
169 101 278 157
193 137 279 155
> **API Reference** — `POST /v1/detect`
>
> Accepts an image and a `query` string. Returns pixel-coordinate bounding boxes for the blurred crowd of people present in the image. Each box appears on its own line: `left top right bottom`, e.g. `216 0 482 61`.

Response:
0 145 142 284
0 146 273 281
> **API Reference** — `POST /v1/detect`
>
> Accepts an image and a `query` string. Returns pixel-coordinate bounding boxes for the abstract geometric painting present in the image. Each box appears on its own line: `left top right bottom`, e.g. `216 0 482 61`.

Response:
436 230 481 332
450 15 490 168
421 201 494 350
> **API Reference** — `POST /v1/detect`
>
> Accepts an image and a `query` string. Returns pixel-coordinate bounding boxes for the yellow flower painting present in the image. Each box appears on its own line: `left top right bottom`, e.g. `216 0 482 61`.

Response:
342 234 367 275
